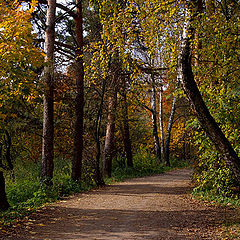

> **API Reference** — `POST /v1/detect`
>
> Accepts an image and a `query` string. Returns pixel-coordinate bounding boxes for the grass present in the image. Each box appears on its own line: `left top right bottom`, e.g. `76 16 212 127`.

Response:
192 190 240 207
107 153 189 183
0 152 189 226
1 158 92 226
192 184 240 239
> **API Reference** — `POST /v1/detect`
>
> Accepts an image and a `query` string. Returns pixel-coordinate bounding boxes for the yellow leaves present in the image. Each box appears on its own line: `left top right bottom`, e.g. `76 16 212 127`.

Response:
29 0 38 13
0 0 43 102
0 113 7 120
26 95 35 103
98 0 184 76
36 223 46 227
0 112 17 120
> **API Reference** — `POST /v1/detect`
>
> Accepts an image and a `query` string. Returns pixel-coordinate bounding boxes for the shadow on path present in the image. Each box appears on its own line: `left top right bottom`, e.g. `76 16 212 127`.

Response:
1 169 236 240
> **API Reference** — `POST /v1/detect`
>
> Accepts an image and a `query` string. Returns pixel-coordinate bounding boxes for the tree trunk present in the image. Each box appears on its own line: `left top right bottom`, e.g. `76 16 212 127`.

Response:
122 88 133 167
103 87 117 177
5 131 13 171
179 4 240 185
41 0 56 184
164 79 180 167
159 86 164 159
72 0 84 181
94 77 106 186
0 171 9 211
95 139 105 186
151 75 161 162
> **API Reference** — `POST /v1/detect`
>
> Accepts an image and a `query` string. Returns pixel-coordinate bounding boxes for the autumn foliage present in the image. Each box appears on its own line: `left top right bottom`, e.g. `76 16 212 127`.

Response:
0 0 239 213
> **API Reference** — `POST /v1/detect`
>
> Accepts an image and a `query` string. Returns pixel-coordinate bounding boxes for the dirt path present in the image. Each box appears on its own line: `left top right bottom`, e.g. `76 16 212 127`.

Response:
1 169 238 239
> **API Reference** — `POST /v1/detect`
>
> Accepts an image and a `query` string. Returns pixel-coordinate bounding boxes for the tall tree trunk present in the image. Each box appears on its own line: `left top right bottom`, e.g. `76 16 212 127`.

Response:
94 78 106 186
164 79 180 167
151 75 161 162
103 87 117 177
41 0 56 184
159 86 164 159
0 171 9 211
72 0 84 181
179 2 240 185
122 87 133 167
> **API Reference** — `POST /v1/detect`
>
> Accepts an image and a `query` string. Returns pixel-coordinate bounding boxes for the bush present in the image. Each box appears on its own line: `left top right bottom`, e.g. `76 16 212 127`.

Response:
4 158 87 210
109 148 189 182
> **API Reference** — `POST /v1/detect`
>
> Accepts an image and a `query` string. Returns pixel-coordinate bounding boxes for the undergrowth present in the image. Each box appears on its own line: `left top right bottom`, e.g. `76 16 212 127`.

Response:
192 189 240 207
107 151 189 183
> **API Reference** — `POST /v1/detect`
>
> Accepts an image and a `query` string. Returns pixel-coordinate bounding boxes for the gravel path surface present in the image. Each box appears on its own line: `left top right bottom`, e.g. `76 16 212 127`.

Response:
1 169 237 239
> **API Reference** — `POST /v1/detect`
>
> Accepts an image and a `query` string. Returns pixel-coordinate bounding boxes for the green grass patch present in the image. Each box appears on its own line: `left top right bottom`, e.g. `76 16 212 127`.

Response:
192 189 240 207
106 151 190 183
1 158 93 226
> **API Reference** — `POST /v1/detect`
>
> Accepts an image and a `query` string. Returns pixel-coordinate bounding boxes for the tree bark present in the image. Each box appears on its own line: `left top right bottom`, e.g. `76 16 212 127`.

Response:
41 0 56 184
122 87 133 167
179 3 240 185
95 140 105 186
72 0 84 181
164 79 180 167
0 171 9 211
159 86 164 159
103 87 117 177
151 75 161 162
94 77 106 186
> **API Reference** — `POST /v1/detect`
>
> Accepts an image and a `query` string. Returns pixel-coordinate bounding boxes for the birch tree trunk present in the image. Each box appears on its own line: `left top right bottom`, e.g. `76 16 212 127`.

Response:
151 75 161 162
159 86 164 159
103 87 117 177
179 2 240 185
72 0 84 181
122 87 133 167
164 79 180 166
41 0 56 184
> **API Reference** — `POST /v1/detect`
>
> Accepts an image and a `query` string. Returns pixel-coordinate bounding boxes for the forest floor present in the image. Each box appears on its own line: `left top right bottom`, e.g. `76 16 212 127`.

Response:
1 169 239 240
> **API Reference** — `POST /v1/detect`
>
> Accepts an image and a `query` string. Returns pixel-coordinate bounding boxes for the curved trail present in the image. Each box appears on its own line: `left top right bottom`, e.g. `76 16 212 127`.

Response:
2 169 237 239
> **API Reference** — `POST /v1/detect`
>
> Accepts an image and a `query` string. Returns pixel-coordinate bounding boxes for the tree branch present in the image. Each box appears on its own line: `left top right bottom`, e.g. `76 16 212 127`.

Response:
34 39 75 51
